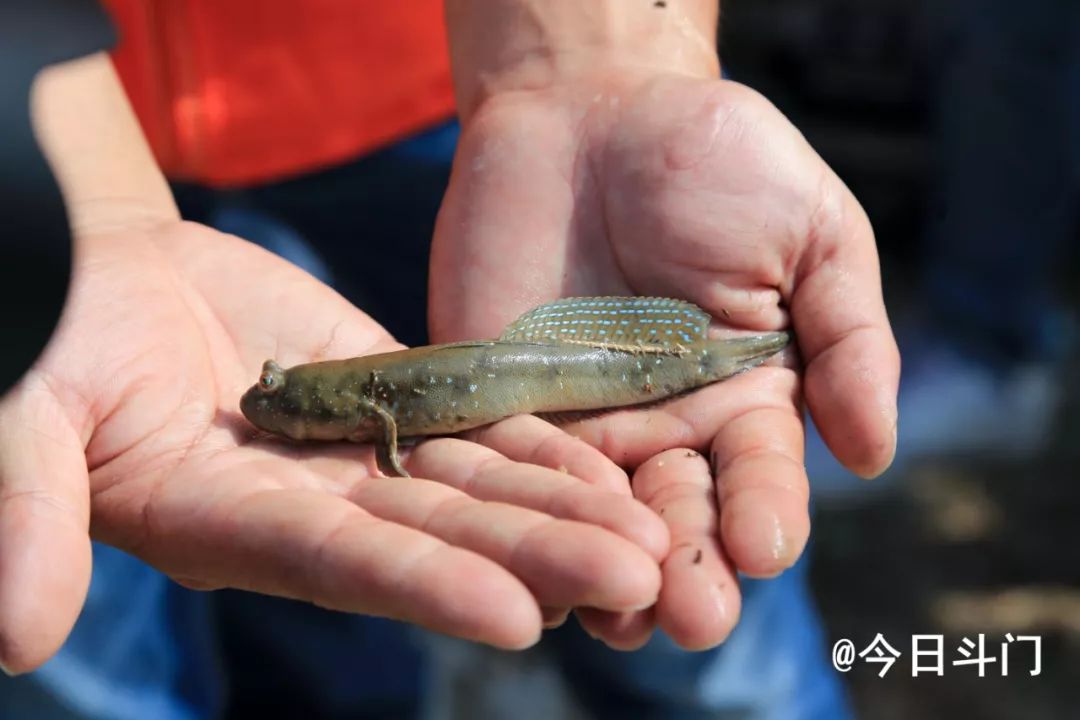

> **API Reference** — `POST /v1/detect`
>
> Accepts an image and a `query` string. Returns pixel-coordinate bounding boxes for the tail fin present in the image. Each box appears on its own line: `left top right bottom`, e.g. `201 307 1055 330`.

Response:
704 331 792 377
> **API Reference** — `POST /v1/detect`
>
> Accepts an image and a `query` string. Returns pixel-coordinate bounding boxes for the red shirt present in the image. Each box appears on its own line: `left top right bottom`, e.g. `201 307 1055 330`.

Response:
101 1 456 186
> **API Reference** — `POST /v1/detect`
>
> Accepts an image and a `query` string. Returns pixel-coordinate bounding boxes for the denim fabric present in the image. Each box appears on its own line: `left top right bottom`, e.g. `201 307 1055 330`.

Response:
0 543 221 720
548 554 850 720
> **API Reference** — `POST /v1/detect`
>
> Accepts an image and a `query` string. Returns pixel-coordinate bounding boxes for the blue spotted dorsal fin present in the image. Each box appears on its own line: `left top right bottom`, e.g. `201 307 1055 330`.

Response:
499 296 710 348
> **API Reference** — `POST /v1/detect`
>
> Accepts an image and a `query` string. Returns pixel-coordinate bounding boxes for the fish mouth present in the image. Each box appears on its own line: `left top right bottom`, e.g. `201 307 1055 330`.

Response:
240 384 309 439
239 386 258 419
240 385 276 433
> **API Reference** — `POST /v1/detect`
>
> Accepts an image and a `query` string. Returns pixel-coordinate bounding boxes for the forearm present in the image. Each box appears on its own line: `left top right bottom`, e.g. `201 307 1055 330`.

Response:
31 52 177 236
445 0 720 121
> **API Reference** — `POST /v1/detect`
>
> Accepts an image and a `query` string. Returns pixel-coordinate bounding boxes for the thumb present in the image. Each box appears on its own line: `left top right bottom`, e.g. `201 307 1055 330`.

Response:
0 373 91 674
792 178 900 478
428 100 595 343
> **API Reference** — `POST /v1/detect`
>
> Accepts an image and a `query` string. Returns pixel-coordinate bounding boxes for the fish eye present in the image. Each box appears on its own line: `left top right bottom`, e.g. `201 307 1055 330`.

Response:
258 371 278 393
257 359 285 395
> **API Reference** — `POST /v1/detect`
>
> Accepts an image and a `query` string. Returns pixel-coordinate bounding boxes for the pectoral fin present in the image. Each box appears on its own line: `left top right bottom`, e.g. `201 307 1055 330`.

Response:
357 398 411 478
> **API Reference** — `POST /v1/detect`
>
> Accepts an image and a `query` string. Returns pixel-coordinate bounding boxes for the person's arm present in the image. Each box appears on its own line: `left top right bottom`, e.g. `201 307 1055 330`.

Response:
32 52 178 236
0 0 125 398
445 0 720 123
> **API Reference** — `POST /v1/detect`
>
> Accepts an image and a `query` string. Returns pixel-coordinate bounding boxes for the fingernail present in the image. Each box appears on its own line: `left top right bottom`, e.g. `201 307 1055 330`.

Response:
728 505 793 577
874 411 899 478
707 581 734 629
886 400 899 461
0 660 15 677
541 609 571 629
768 513 791 563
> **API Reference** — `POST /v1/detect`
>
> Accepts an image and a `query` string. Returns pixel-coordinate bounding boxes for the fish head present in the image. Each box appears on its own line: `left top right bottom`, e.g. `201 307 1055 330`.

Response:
240 359 308 439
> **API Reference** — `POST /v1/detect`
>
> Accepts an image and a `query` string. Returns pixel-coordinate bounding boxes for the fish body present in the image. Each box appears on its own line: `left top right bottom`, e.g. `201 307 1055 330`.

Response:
240 297 791 475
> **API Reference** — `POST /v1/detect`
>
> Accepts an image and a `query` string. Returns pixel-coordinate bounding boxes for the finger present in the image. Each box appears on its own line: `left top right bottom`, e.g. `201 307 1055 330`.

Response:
574 607 656 651
792 181 900 478
465 414 632 495
709 373 810 578
408 437 670 562
561 359 793 469
0 379 92 674
349 477 660 612
633 449 742 650
552 361 807 593
97 467 544 650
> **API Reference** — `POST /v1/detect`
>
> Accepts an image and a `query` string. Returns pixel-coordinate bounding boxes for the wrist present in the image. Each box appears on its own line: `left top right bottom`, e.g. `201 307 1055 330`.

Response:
31 54 177 237
446 0 720 123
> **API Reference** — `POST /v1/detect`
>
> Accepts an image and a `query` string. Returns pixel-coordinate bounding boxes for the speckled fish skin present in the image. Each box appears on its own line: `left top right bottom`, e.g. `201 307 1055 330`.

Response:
239 332 789 442
240 297 791 475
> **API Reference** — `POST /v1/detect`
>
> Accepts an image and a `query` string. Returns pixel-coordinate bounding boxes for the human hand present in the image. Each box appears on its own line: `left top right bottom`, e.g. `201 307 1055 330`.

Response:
1 52 670 674
431 71 899 649
0 215 671 674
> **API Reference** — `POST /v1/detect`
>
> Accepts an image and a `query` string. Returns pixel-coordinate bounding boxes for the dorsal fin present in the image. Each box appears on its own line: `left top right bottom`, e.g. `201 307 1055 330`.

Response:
499 296 711 348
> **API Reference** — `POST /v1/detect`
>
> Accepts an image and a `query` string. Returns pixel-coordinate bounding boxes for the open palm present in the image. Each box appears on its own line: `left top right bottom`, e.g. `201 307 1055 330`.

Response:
0 220 669 674
431 73 900 649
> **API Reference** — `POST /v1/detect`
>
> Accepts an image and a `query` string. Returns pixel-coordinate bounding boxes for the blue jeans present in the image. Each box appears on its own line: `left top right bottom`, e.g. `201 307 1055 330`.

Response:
0 121 849 720
548 555 850 720
0 544 220 720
